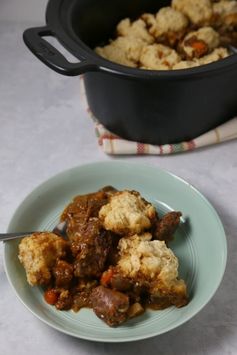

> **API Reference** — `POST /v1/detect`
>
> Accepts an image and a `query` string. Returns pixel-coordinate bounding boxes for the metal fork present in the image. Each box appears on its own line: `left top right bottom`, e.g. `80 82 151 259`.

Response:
0 222 67 242
0 232 36 242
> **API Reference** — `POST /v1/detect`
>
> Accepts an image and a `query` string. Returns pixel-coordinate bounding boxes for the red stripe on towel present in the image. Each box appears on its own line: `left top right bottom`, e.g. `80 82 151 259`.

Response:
137 143 145 154
187 140 196 150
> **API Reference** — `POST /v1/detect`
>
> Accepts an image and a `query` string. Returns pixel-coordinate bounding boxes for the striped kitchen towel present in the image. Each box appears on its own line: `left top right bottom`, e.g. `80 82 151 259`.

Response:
81 78 237 155
94 117 237 155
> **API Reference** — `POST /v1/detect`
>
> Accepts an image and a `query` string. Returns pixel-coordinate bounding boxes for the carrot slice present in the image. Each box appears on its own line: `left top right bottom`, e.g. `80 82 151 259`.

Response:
191 41 207 52
44 289 59 305
100 269 114 286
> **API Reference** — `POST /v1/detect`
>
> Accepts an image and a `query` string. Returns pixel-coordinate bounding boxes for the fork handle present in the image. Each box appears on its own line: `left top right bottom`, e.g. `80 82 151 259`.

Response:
0 232 34 242
1 222 67 242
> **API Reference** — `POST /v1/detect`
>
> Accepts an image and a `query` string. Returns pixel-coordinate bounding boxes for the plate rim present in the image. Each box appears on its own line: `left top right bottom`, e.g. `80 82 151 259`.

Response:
4 161 227 342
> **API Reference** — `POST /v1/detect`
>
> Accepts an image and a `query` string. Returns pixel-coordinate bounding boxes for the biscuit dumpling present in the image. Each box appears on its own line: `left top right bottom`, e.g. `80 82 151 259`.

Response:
140 44 181 70
173 47 230 69
116 18 154 44
95 38 138 68
18 232 68 286
142 7 189 46
180 27 220 59
99 190 156 235
172 0 213 26
117 233 188 307
173 60 199 69
199 47 230 65
213 1 237 27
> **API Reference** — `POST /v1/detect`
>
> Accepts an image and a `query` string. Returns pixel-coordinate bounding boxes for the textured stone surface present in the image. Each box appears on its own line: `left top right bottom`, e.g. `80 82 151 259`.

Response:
0 21 237 355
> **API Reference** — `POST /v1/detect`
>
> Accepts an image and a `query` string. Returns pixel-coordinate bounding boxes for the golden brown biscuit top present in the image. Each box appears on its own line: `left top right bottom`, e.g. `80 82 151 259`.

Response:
99 190 156 235
172 0 213 25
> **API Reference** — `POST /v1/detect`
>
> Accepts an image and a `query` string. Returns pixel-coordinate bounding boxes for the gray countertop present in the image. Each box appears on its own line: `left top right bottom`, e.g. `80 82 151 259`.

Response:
0 21 237 355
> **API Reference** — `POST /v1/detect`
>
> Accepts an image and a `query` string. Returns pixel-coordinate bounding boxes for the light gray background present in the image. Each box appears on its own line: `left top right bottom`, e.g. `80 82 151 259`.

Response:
0 1 237 354
0 0 48 23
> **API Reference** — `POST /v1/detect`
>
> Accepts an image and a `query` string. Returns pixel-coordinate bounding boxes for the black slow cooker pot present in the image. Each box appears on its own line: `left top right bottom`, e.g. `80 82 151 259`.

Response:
23 0 237 145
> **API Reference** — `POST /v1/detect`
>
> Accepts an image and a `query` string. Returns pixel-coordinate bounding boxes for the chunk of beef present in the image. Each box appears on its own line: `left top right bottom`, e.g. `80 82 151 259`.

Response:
60 189 119 279
71 218 112 278
91 286 130 326
55 289 73 310
53 260 74 288
110 274 133 292
44 288 73 310
153 211 182 241
72 279 98 312
99 185 118 196
101 267 133 291
61 190 109 239
101 267 148 304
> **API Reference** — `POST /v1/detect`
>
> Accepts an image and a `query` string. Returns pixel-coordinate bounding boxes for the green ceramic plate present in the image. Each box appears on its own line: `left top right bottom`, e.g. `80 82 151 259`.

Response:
4 161 227 342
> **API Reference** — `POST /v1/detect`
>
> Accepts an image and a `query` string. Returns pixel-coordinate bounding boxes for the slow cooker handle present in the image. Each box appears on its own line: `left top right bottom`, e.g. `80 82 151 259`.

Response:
23 26 98 76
